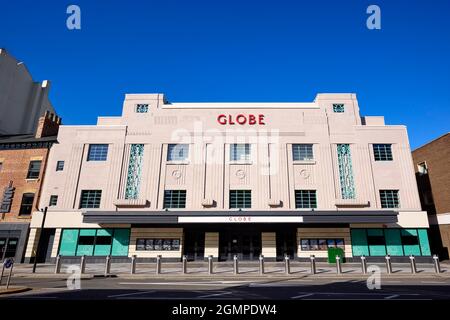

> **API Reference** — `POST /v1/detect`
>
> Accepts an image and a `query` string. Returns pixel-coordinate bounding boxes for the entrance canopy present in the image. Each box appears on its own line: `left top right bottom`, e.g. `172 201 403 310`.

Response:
82 210 398 224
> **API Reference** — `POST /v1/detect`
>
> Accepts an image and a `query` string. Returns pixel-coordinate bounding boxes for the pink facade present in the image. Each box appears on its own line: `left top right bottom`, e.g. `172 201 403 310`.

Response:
26 93 430 262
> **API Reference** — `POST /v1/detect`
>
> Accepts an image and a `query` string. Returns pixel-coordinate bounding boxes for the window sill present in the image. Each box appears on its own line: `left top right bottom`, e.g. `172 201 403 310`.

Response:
293 160 316 165
25 178 39 182
229 160 253 165
166 160 190 165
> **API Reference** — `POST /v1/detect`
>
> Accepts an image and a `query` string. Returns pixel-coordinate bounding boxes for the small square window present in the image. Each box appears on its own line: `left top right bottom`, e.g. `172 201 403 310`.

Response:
295 190 317 209
333 104 345 113
230 144 251 161
136 104 149 113
292 144 314 161
56 161 65 171
49 195 58 206
373 144 393 161
79 190 102 209
380 190 400 208
87 144 108 161
163 190 186 209
229 190 252 209
26 160 42 179
167 144 189 161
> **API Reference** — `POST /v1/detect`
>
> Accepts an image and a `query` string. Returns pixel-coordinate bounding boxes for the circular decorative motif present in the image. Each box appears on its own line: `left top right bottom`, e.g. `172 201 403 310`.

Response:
235 169 246 179
172 170 182 179
299 169 310 179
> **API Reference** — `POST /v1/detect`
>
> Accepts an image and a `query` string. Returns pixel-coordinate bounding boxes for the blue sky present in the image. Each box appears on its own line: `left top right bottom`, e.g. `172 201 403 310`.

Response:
1 0 449 149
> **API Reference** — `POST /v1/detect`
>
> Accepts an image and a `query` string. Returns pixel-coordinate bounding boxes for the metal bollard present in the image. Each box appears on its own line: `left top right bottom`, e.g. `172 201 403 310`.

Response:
130 255 137 274
259 255 264 275
284 255 290 275
233 255 239 275
6 263 14 290
336 255 342 274
409 255 417 274
310 255 316 274
182 255 187 274
105 255 112 276
385 255 392 274
54 255 62 274
208 255 213 274
156 255 162 275
433 254 441 274
80 255 87 274
360 255 367 274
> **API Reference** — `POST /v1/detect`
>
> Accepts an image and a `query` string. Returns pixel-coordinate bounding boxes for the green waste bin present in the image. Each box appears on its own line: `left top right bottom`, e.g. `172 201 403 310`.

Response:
327 247 345 264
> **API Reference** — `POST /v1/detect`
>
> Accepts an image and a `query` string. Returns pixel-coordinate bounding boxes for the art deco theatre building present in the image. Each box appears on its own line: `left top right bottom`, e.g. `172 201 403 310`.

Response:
26 93 431 262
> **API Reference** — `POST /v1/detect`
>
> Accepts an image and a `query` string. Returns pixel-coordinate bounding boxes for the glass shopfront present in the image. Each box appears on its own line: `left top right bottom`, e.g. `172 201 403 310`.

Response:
58 228 130 256
351 228 431 257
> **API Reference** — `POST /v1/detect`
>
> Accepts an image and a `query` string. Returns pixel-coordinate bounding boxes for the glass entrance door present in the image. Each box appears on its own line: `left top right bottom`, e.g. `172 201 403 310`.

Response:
276 231 296 261
219 231 261 261
184 231 205 261
0 238 19 260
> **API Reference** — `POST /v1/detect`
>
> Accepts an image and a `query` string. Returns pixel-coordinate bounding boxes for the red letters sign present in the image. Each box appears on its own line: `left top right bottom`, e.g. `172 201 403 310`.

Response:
217 114 265 125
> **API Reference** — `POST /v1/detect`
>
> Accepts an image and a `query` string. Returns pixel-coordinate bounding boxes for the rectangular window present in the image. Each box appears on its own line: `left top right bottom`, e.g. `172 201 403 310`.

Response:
373 144 393 161
380 190 400 208
300 239 345 251
95 236 112 245
0 162 3 172
295 190 317 209
417 162 428 175
56 161 65 171
135 104 149 113
229 190 251 209
167 144 189 161
19 193 35 215
87 144 108 161
78 236 95 246
292 144 314 161
136 239 180 251
49 195 58 206
230 144 251 161
367 234 385 246
79 190 102 209
163 190 186 209
26 160 41 179
333 104 345 113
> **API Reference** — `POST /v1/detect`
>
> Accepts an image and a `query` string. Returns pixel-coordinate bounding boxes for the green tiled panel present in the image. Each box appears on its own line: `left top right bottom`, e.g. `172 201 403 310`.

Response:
59 229 79 255
76 245 94 256
79 229 96 236
350 229 369 256
369 245 386 256
111 229 130 256
367 229 384 236
385 229 403 256
418 229 431 256
401 229 418 236
94 245 111 256
97 229 113 236
403 245 421 256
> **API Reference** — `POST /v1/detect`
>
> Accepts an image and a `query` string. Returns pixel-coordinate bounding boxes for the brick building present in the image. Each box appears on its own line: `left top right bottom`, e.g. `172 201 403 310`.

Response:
412 133 450 259
0 111 61 262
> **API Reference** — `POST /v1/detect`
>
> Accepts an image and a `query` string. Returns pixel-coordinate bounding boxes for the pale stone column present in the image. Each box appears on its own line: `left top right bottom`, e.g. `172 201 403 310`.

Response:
24 228 41 263
261 232 277 259
50 229 62 259
204 232 219 259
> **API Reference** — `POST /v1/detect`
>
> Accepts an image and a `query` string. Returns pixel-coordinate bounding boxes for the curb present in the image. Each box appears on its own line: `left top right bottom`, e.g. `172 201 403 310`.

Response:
0 286 31 296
